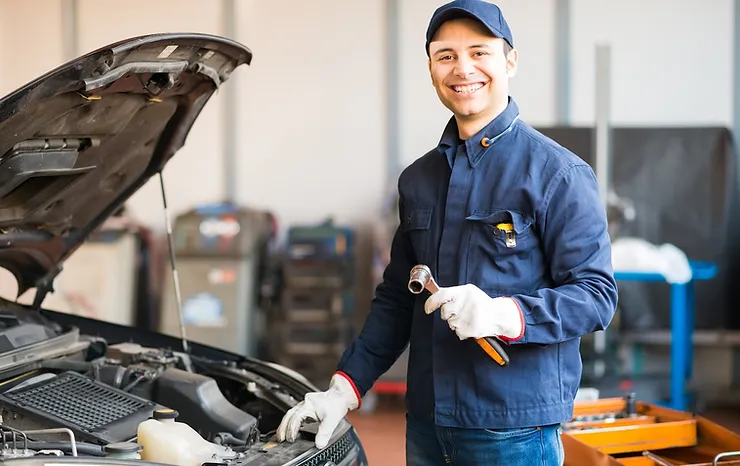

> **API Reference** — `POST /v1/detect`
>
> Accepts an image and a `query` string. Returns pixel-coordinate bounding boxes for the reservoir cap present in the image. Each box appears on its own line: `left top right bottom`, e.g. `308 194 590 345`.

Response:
153 408 179 420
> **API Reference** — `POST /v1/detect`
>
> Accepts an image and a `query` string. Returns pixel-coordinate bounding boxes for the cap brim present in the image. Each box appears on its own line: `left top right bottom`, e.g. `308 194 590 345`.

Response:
426 7 505 55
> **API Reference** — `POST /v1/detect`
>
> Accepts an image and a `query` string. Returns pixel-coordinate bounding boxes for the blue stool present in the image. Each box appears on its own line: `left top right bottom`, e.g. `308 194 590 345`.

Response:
614 261 718 411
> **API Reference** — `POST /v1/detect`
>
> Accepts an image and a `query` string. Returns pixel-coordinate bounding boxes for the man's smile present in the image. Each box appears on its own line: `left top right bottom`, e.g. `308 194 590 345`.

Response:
449 82 486 95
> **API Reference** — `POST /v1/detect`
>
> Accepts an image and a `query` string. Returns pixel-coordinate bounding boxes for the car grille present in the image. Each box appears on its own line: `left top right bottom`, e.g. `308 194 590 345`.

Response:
299 430 358 466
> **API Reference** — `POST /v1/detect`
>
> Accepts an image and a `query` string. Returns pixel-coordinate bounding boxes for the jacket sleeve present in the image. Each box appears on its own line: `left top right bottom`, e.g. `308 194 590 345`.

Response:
335 198 417 398
506 163 618 345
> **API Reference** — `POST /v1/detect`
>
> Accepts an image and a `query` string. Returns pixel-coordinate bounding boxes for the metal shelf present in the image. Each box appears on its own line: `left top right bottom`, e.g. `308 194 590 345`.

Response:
621 330 740 347
614 260 718 411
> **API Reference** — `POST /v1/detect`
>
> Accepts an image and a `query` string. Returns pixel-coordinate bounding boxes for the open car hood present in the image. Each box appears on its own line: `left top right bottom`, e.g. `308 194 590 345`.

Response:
0 33 251 300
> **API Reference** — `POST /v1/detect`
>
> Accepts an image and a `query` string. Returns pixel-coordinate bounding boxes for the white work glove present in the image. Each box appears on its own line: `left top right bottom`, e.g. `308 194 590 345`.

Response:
424 283 524 341
276 372 360 449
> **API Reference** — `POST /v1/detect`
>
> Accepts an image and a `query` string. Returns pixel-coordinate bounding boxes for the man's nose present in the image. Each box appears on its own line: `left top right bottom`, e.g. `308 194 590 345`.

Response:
454 56 476 77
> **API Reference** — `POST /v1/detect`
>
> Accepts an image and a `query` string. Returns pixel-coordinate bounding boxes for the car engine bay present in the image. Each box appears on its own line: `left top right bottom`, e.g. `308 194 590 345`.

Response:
0 304 357 465
0 31 368 466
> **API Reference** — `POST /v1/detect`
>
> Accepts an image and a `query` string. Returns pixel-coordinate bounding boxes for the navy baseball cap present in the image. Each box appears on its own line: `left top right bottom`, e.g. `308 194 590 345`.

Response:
425 0 514 56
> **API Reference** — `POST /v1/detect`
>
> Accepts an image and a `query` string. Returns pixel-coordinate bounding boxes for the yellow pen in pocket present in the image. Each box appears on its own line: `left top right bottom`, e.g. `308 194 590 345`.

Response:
495 223 517 248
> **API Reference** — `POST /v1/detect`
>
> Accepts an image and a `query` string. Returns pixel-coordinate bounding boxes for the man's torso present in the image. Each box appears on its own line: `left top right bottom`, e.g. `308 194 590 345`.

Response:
399 109 588 429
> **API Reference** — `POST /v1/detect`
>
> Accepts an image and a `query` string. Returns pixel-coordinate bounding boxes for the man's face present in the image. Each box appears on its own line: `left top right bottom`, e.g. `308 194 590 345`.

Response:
428 18 517 124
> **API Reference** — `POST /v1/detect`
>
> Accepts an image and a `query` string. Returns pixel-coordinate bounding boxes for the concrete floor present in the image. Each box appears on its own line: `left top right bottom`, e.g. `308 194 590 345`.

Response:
346 395 740 466
347 395 407 465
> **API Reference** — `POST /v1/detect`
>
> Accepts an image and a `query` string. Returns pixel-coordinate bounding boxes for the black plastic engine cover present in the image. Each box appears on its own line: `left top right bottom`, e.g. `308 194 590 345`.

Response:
153 367 257 440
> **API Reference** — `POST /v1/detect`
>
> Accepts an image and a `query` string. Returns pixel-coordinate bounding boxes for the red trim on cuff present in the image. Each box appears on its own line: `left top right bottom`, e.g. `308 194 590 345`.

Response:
498 297 525 343
334 370 362 408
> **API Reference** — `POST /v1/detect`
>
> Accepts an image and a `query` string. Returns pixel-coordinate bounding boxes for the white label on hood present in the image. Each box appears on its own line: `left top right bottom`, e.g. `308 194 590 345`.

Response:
158 45 178 58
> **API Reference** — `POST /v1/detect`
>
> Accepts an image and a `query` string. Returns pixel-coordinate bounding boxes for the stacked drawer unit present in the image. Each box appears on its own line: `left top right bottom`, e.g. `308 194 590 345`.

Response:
273 220 356 389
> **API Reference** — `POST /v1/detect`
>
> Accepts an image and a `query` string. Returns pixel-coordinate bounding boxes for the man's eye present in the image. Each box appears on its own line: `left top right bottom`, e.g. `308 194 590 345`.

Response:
439 55 453 61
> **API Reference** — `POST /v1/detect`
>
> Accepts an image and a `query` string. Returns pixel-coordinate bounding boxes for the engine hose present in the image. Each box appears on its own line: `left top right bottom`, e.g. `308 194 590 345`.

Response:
213 432 247 446
1 431 104 457
39 359 94 373
27 441 104 457
121 374 148 392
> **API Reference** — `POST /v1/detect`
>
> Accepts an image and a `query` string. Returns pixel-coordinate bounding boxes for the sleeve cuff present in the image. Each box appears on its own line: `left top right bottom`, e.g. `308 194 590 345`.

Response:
334 370 363 408
498 297 526 344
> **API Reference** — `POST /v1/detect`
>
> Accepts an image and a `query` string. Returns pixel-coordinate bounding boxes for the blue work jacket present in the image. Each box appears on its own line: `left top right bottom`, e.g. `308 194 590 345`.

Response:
336 97 618 429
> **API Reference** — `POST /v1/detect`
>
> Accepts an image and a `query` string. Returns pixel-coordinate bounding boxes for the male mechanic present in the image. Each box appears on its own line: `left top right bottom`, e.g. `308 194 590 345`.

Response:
277 1 618 464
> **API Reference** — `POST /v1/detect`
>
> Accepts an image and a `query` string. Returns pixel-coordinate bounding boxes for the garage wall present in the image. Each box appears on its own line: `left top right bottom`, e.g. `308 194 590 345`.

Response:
0 0 65 96
0 0 735 232
570 0 733 126
232 0 387 227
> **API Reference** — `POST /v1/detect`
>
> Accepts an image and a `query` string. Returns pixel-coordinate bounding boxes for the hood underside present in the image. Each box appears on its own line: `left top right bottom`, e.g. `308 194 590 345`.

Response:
0 33 251 298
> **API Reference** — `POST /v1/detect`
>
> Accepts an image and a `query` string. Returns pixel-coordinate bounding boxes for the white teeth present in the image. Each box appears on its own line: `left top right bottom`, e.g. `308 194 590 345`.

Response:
452 83 483 94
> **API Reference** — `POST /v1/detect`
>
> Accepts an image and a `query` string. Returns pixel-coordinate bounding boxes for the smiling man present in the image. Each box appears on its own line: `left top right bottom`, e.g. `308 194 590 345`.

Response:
276 1 618 465
427 15 513 141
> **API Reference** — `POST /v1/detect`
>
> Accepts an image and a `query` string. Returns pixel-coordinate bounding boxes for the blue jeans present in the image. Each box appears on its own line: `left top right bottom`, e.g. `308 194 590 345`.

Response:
406 414 565 466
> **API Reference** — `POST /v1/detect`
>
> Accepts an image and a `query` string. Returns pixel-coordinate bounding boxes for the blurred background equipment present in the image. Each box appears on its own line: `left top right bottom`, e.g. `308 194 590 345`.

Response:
0 207 158 330
158 202 277 359
536 126 734 333
537 125 733 409
268 218 357 390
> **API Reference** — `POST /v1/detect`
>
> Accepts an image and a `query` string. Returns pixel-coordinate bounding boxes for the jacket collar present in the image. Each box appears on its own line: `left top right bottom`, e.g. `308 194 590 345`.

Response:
437 97 520 168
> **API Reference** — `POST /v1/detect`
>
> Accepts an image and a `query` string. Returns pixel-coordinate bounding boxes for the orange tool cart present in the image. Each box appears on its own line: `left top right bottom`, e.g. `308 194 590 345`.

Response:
562 394 740 465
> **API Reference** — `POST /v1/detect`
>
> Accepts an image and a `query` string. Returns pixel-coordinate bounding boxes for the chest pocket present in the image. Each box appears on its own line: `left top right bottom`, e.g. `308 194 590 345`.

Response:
402 205 433 264
465 209 542 294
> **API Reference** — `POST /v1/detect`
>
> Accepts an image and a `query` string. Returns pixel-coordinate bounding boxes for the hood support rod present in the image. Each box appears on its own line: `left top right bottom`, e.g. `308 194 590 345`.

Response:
158 171 189 356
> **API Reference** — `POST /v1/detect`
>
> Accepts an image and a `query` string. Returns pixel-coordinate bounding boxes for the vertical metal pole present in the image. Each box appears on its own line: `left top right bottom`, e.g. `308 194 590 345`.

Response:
731 0 740 394
222 0 237 203
734 0 740 168
385 0 401 190
594 44 611 209
670 285 687 410
61 0 78 61
593 44 612 380
555 0 571 125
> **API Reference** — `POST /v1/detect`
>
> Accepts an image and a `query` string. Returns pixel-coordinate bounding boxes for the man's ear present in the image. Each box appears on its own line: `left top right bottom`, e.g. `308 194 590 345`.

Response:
506 48 519 78
428 58 435 85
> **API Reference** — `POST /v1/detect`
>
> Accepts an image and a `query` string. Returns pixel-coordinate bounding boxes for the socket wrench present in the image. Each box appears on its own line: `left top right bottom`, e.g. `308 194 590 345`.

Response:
408 265 510 367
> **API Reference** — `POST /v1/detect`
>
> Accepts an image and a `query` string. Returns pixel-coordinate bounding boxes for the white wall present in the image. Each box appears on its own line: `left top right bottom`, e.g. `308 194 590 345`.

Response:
233 0 387 227
0 0 65 95
570 0 733 126
0 0 735 232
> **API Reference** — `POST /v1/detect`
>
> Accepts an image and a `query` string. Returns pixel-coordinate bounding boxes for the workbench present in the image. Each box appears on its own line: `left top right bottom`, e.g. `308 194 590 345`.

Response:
614 261 718 412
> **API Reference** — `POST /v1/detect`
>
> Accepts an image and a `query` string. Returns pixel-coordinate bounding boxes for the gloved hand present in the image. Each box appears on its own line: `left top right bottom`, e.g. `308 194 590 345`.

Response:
276 372 361 449
424 283 524 341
